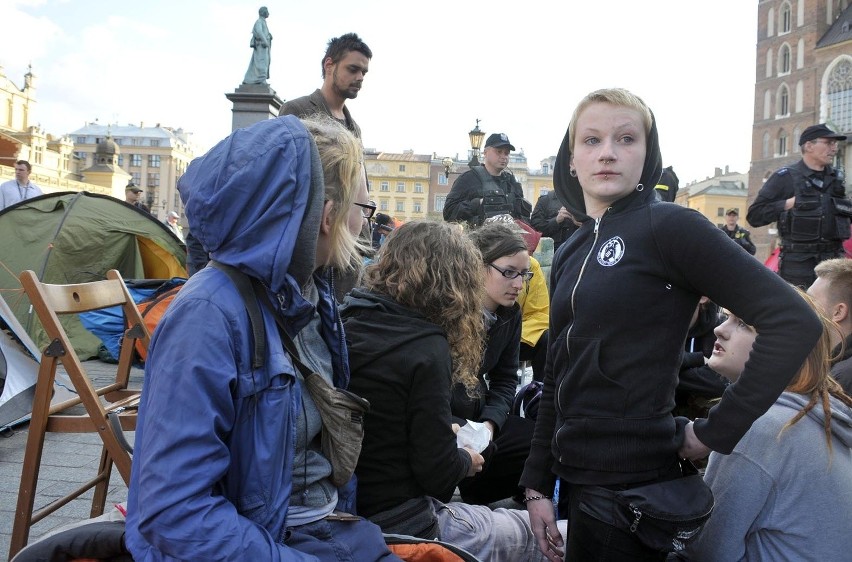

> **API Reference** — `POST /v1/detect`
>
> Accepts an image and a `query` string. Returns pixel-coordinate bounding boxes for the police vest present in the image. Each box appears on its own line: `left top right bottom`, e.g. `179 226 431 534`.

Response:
778 166 851 245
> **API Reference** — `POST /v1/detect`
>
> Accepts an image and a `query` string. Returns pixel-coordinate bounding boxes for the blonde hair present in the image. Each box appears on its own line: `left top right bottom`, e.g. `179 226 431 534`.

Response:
780 289 852 456
567 88 653 152
301 114 369 271
363 220 485 392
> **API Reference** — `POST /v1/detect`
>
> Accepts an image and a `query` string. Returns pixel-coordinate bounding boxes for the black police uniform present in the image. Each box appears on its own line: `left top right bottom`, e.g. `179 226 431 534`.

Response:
442 167 531 227
747 159 851 288
719 224 756 255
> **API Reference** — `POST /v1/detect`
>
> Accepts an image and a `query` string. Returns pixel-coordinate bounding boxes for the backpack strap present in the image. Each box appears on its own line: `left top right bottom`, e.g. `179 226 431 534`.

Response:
208 260 314 379
209 261 265 369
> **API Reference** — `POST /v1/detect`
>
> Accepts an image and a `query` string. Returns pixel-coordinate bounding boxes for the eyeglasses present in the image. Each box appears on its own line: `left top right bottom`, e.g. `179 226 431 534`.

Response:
488 263 534 281
353 201 376 220
812 139 840 147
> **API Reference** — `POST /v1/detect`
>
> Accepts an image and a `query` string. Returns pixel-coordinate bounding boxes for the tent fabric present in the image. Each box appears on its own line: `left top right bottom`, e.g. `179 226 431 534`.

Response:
0 293 75 429
0 191 187 360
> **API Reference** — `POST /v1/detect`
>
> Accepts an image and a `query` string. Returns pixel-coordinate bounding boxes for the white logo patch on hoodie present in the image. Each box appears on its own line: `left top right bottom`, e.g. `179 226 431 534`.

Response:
597 236 625 266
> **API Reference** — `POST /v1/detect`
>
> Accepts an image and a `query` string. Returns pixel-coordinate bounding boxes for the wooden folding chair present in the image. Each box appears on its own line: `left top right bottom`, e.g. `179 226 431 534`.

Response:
9 269 150 559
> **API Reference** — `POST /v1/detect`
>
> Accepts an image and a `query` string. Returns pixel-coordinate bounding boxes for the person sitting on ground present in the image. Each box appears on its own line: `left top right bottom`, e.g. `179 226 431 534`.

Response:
679 294 852 561
371 212 394 249
125 115 399 561
808 257 852 395
674 296 729 421
450 222 538 507
342 220 564 562
517 254 549 383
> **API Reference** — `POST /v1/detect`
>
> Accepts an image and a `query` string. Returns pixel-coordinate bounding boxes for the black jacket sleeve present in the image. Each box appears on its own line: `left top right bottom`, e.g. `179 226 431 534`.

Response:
747 170 793 228
530 195 563 237
478 309 522 432
443 171 484 225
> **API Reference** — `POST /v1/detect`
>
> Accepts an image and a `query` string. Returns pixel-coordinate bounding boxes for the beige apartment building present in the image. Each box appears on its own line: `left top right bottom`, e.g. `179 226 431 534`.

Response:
69 123 196 220
365 150 432 223
748 0 852 259
677 168 750 227
0 66 105 194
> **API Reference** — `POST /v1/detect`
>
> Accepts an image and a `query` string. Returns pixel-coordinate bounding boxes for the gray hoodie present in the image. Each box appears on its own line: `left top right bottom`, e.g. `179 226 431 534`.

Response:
684 392 852 561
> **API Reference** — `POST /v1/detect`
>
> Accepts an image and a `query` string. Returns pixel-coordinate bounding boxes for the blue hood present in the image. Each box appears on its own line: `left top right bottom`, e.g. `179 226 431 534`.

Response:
178 115 325 293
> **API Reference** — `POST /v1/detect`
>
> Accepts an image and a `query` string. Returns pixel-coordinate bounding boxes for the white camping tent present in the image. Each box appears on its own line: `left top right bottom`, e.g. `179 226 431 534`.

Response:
0 294 74 430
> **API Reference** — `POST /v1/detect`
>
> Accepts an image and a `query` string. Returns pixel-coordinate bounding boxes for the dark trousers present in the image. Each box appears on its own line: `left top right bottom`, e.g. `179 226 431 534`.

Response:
778 249 843 289
457 415 535 505
519 330 549 382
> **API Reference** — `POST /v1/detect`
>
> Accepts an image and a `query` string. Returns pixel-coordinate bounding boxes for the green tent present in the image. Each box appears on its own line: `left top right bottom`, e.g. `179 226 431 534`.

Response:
0 191 187 359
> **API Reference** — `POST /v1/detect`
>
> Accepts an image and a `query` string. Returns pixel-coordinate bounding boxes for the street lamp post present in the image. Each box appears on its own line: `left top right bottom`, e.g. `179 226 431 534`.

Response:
442 156 453 179
468 119 485 168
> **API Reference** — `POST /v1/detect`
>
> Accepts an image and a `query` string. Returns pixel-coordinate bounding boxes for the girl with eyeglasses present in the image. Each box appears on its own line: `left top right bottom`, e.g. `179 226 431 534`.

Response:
448 222 541 510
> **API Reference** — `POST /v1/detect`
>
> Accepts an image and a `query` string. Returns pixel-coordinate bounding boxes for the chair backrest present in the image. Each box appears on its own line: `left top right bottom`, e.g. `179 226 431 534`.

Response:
20 269 149 401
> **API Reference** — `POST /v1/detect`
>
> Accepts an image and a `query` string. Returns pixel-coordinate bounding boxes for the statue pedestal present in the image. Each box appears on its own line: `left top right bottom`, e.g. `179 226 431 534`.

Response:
225 84 284 132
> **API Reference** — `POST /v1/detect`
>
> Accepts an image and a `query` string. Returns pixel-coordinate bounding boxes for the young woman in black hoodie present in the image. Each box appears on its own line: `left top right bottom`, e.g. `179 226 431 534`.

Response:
519 88 822 561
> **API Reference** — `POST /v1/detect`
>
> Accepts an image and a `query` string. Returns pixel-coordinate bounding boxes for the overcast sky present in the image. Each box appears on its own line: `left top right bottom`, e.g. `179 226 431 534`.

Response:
3 0 758 184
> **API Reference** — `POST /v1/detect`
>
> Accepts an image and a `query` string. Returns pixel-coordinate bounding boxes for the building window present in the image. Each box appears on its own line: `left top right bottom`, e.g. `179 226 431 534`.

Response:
438 175 448 186
148 173 160 187
33 145 43 165
150 139 161 147
414 182 423 193
778 85 789 116
380 200 389 211
762 132 770 158
396 201 405 212
780 2 792 33
827 58 852 134
717 207 725 217
435 195 447 212
130 154 142 167
131 172 141 185
413 201 422 213
542 163 550 174
118 154 124 166
777 133 788 157
131 138 140 146
396 182 405 193
76 136 87 143
380 181 389 192
149 154 161 168
399 164 406 172
779 44 791 74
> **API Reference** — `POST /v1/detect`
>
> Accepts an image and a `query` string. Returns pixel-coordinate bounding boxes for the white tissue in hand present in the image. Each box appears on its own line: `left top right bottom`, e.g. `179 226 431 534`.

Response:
456 420 490 453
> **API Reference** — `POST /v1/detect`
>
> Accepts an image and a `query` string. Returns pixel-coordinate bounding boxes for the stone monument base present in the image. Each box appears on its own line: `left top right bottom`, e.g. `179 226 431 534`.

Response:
225 84 284 132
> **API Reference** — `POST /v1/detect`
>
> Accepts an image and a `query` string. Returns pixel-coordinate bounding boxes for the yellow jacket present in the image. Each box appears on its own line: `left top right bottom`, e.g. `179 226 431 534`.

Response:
517 256 549 347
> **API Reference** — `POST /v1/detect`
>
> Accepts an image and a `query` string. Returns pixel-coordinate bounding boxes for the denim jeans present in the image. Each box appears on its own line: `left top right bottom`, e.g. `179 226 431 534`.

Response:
285 516 402 561
435 499 567 562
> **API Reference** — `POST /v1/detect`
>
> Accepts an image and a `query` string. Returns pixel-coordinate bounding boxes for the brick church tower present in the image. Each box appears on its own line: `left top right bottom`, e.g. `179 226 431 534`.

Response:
748 0 852 258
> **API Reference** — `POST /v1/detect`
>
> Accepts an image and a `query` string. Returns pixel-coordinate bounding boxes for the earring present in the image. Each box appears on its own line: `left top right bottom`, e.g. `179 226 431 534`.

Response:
569 168 577 177
636 183 644 191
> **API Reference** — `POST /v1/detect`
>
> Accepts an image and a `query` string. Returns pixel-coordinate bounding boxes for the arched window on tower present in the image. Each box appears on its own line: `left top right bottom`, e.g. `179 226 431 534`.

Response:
827 58 852 134
780 2 792 34
777 131 788 157
779 44 791 75
778 85 790 117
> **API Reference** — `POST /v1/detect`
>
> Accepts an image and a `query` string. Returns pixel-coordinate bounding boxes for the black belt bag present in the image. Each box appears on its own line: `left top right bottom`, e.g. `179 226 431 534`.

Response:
577 459 714 553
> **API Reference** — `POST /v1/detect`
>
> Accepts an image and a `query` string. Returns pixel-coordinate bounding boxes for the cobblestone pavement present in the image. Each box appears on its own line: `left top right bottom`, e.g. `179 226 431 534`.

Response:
0 360 144 559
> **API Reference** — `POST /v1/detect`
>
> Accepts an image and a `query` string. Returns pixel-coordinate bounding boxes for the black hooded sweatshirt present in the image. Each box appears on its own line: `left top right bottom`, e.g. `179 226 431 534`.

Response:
340 289 471 517
520 104 822 489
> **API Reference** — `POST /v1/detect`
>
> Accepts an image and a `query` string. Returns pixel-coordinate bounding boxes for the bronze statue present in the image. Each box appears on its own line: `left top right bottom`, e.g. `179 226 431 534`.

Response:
243 6 272 85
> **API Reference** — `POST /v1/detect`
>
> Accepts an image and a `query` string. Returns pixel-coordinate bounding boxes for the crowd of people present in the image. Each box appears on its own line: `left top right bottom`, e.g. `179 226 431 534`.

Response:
115 23 852 562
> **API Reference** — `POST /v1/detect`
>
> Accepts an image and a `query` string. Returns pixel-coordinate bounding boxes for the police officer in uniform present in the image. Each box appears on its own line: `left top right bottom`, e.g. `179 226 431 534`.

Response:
720 208 756 255
747 123 850 288
443 133 532 227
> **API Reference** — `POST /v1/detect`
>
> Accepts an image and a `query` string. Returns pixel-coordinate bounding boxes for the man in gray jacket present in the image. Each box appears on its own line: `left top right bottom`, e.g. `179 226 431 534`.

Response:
279 33 371 139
